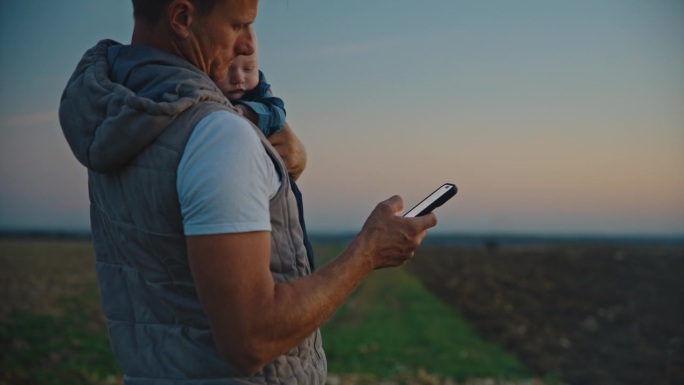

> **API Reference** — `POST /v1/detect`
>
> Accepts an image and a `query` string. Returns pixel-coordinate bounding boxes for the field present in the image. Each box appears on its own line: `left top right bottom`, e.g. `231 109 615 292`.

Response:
409 243 684 385
1 238 682 384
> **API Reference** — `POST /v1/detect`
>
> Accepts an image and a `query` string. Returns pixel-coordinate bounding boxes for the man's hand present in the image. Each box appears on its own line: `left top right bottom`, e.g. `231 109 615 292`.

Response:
353 195 438 270
268 122 307 180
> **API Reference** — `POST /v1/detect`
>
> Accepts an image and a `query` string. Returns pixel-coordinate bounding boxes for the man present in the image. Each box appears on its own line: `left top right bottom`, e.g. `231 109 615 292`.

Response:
58 0 437 383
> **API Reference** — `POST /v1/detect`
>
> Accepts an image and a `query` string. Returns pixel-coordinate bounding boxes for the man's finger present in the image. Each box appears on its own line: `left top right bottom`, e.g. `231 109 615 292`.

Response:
381 195 404 214
415 212 438 229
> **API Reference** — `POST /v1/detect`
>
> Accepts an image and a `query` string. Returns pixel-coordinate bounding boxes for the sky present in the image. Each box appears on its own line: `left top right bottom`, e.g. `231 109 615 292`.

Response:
1 0 683 235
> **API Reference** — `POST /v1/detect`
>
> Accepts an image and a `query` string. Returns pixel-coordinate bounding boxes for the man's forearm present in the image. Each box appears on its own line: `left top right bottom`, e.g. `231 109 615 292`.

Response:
189 232 372 375
250 237 372 363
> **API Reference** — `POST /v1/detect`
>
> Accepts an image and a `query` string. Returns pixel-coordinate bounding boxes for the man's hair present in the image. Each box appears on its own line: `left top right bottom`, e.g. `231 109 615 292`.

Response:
132 0 217 23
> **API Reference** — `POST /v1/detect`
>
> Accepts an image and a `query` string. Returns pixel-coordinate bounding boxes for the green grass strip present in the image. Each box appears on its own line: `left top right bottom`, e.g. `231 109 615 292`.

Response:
317 244 529 380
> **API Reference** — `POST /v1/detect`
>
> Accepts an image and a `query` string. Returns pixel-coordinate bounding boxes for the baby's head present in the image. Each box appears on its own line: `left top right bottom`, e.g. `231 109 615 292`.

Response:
217 51 260 102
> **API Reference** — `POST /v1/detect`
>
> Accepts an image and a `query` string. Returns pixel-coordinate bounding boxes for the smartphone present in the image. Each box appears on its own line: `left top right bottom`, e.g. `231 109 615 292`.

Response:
403 183 457 217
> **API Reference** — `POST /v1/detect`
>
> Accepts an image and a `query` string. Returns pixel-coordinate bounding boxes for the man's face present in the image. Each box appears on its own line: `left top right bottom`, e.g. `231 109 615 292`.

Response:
188 0 258 82
217 53 260 101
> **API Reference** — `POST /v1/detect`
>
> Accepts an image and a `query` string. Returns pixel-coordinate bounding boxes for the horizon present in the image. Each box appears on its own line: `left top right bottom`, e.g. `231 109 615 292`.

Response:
2 226 683 240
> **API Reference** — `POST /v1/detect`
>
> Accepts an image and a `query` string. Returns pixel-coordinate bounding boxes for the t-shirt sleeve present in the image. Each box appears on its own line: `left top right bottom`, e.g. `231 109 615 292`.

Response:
177 110 280 236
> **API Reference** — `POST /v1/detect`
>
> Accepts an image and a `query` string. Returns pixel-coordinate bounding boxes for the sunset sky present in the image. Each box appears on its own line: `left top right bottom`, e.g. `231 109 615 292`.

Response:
1 0 683 235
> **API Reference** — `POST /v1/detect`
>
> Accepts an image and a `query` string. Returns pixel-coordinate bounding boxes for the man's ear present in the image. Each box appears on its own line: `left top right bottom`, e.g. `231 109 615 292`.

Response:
166 0 195 39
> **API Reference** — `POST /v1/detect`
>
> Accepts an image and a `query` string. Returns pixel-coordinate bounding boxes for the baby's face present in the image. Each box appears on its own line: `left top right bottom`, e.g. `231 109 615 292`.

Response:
218 53 260 101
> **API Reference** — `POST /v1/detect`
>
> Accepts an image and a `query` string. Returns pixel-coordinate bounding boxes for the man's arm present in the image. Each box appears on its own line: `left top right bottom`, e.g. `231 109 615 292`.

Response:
268 122 307 180
186 196 437 375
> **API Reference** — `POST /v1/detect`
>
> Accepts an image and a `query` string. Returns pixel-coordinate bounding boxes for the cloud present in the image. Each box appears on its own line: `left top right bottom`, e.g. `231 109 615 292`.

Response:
3 110 58 127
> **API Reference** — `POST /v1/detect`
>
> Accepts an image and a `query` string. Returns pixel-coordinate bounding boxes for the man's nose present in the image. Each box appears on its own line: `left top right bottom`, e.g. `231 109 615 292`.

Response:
235 25 256 57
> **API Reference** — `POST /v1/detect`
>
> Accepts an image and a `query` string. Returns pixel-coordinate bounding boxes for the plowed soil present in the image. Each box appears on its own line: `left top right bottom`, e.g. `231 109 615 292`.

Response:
409 244 684 385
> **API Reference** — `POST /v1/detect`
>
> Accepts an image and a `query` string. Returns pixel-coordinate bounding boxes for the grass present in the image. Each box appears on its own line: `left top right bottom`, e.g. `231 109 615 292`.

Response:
0 239 120 385
0 299 120 385
316 243 529 381
0 239 533 384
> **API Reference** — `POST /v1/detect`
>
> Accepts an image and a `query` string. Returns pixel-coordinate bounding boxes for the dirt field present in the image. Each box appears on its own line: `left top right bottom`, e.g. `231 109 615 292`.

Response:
408 244 684 385
0 238 100 319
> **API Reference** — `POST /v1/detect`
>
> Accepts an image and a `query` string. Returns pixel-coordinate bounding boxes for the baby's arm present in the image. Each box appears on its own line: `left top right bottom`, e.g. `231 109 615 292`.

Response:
236 97 286 137
235 101 306 180
234 71 286 137
235 71 306 179
233 104 259 125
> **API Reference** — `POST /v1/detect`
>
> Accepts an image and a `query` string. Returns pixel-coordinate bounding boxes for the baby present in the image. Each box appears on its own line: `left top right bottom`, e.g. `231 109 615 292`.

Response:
216 49 285 138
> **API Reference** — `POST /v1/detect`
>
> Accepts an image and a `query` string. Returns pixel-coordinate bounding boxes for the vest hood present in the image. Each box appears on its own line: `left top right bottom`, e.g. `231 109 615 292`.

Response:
59 39 230 172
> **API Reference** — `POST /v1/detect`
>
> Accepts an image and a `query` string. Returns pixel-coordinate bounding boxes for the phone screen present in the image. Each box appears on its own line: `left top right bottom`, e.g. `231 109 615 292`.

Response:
403 183 457 217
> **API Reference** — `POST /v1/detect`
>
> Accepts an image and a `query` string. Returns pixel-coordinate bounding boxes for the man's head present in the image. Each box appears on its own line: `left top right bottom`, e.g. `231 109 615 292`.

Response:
131 0 258 82
217 50 260 101
132 0 216 24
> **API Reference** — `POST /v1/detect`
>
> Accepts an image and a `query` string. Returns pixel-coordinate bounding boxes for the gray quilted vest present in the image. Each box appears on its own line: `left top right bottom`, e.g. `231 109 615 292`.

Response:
59 40 326 384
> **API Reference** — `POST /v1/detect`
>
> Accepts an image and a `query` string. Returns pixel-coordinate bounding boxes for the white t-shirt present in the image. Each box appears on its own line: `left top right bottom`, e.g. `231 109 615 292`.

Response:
176 110 281 236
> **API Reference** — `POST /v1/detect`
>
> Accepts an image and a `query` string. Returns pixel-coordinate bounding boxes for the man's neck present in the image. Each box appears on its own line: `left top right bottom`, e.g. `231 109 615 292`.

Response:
132 21 171 51
132 21 194 69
